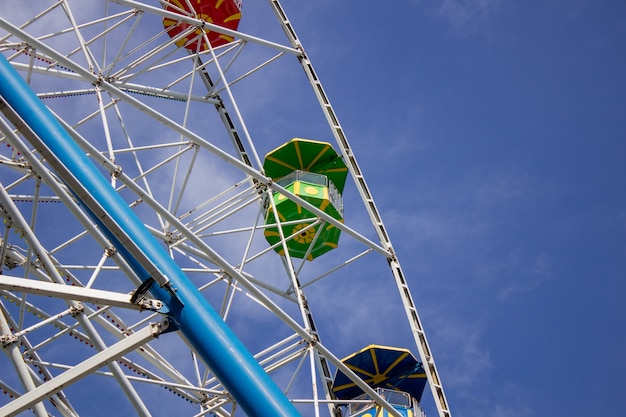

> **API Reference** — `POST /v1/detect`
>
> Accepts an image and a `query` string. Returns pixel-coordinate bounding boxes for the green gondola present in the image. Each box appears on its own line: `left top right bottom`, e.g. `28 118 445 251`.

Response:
263 138 348 260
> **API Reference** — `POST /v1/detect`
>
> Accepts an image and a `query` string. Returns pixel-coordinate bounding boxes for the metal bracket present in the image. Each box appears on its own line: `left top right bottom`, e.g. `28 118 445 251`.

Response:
129 277 166 312
130 277 155 305
134 297 164 312
69 303 84 317
0 333 18 347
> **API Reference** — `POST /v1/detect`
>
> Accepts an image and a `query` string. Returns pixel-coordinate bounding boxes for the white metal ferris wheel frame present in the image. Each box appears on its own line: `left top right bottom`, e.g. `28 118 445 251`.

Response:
0 1 451 416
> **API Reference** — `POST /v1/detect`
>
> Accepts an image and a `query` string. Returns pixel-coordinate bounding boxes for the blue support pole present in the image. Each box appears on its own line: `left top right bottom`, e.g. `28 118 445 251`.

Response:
0 54 301 417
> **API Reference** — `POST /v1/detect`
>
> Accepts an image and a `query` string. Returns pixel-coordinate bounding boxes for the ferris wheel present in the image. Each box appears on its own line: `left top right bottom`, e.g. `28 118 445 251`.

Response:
0 1 451 417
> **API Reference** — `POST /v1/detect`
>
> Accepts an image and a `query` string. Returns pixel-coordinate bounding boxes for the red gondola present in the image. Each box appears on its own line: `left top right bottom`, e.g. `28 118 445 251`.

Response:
163 0 242 51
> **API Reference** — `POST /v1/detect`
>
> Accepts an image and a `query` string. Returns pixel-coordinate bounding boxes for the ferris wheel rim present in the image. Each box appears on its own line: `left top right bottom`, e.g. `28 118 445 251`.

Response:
0 1 450 416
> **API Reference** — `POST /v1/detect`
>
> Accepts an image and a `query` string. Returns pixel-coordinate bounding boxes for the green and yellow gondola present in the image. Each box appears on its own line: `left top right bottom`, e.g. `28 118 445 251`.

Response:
263 138 348 260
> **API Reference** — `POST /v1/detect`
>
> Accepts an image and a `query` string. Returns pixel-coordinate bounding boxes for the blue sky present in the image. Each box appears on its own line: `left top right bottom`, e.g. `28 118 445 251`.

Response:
1 1 625 416
283 1 626 416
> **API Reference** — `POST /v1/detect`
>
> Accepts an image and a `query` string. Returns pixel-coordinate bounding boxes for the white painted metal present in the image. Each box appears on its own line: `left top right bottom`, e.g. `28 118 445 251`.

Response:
0 275 161 310
0 1 450 416
0 319 170 417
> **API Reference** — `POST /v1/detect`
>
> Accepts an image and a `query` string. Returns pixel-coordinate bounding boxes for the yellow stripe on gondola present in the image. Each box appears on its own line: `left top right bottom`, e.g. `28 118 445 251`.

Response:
323 167 349 173
294 140 305 169
264 154 299 172
346 363 376 379
332 381 358 392
294 182 302 214
370 349 381 377
381 351 410 378
169 0 186 11
163 18 176 28
402 373 426 379
306 144 331 171
219 35 235 42
224 13 241 23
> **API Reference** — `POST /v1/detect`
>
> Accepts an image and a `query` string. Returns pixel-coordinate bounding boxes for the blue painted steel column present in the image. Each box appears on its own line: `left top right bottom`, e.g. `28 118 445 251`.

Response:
0 54 301 417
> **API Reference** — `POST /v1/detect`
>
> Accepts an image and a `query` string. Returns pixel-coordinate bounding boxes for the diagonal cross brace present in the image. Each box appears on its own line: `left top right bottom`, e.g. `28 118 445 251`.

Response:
0 319 170 417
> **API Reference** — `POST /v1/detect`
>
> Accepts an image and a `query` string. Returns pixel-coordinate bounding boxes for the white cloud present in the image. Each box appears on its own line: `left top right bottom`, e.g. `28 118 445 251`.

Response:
426 309 493 388
472 171 529 206
474 251 553 301
477 381 533 417
437 0 502 34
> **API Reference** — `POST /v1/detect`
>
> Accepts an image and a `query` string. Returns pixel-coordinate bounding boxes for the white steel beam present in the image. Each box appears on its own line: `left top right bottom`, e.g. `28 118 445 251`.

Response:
0 275 161 310
0 319 170 417
111 0 301 56
0 303 48 417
